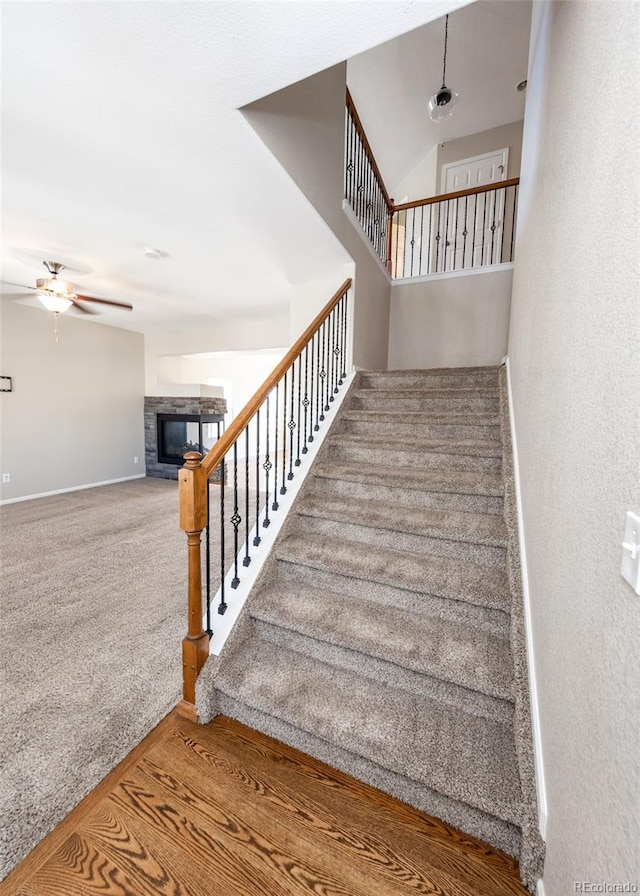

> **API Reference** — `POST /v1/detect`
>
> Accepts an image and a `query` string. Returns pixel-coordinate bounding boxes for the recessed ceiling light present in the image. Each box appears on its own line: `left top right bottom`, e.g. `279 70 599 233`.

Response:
143 246 168 259
517 79 528 92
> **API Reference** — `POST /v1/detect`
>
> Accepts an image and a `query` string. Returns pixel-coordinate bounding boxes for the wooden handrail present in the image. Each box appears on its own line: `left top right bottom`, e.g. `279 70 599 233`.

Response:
393 178 520 213
346 89 393 213
200 278 352 480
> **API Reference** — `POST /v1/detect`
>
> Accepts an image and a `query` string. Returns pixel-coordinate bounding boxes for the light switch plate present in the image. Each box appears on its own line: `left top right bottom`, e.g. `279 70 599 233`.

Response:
621 511 640 595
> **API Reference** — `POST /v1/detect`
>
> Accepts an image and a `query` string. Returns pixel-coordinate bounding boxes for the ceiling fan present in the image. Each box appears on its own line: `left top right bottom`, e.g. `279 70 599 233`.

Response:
8 260 134 315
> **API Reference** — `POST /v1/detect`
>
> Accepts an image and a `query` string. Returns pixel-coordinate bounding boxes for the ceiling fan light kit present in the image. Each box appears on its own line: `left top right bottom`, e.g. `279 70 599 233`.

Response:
429 13 458 122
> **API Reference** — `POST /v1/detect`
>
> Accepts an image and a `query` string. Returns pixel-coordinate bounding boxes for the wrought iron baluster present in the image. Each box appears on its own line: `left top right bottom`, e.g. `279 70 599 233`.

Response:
409 207 416 276
218 454 227 615
394 211 401 279
309 334 316 441
443 199 451 271
489 188 498 264
453 197 460 271
272 385 279 511
324 319 331 412
418 205 425 275
319 322 327 421
280 372 288 494
337 300 344 386
205 480 212 636
254 409 261 545
480 191 488 266
302 344 310 454
511 184 518 261
500 187 507 264
435 201 442 272
341 293 348 379
314 330 321 431
328 310 335 402
295 354 302 465
287 363 295 480
472 194 479 267
230 443 241 588
243 427 251 567
427 204 433 274
462 195 469 268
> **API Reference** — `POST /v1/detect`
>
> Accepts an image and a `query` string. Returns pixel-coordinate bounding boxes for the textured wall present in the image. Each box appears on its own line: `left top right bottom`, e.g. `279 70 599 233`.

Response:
508 1 639 889
243 62 391 371
388 268 512 370
0 301 144 501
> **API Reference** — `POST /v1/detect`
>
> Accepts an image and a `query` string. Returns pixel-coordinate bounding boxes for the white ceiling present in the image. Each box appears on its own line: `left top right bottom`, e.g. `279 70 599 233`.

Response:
2 0 468 334
348 0 532 193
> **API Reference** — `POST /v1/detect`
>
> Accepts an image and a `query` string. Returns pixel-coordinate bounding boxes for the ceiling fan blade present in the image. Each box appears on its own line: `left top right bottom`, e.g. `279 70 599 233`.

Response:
1 281 36 291
74 293 133 311
69 298 97 314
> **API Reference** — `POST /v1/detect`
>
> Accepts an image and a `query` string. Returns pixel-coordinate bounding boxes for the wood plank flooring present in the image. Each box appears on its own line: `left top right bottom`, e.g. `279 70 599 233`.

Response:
0 713 528 896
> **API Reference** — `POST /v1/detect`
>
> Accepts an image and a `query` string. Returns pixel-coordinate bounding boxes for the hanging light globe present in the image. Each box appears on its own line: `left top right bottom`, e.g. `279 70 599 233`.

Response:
428 14 458 123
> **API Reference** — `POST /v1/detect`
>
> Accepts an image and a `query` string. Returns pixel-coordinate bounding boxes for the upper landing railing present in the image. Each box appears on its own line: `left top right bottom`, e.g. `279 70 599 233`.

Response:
344 89 519 278
178 280 351 718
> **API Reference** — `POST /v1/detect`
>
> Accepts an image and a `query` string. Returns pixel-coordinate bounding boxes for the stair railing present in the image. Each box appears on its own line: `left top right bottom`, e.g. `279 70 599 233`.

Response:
178 279 352 718
345 89 394 270
344 90 519 279
390 179 520 278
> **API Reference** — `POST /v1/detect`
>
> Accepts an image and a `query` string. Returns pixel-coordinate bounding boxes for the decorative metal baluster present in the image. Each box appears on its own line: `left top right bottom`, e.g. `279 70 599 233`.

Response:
253 409 262 545
271 386 279 512
319 322 327 421
230 443 241 588
205 480 212 636
418 205 425 276
309 334 316 441
480 191 488 266
453 197 460 271
394 211 401 279
332 308 340 396
409 207 416 276
287 362 295 480
427 204 433 274
280 372 288 494
241 428 250 567
511 184 519 261
500 187 507 264
472 194 479 267
302 344 310 454
328 311 335 402
443 199 451 271
218 454 227 615
435 201 442 272
337 301 344 386
462 195 469 268
324 320 331 412
314 330 321 431
344 111 351 200
489 188 498 264
341 293 348 380
295 353 302 465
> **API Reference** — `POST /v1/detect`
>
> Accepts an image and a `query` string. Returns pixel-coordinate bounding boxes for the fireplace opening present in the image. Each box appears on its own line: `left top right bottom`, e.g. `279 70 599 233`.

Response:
156 413 224 465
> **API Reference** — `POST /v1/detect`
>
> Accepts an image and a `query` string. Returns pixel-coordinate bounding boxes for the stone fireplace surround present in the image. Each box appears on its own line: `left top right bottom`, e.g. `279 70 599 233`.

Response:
144 395 227 480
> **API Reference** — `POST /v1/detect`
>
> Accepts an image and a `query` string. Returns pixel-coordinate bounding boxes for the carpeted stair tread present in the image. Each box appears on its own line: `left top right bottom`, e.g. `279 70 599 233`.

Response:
312 461 504 497
215 637 522 825
341 408 500 424
253 584 514 701
297 493 508 547
276 533 511 613
330 432 502 458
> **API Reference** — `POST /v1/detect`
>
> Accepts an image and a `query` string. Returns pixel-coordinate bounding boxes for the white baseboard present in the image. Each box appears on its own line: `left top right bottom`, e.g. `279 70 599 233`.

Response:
504 356 548 842
0 473 146 506
392 262 513 287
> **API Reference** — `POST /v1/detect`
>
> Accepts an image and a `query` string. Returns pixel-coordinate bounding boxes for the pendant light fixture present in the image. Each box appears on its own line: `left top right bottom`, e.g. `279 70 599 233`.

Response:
428 14 458 122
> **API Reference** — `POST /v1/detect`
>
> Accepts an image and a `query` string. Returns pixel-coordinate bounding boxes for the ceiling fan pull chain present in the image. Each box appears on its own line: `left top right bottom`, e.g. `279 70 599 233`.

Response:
53 311 60 343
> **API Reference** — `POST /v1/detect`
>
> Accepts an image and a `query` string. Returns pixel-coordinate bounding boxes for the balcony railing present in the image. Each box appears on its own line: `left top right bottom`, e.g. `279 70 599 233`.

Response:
344 90 519 279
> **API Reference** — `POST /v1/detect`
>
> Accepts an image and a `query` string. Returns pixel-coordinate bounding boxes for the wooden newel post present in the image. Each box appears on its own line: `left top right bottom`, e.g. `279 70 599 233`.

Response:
177 451 209 721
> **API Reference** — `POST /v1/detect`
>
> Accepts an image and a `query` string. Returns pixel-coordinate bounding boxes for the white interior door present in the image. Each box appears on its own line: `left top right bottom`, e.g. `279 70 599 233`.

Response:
441 149 509 270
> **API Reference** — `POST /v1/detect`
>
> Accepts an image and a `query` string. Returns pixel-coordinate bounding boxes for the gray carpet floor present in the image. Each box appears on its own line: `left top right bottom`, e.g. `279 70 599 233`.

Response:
197 366 545 892
0 477 229 879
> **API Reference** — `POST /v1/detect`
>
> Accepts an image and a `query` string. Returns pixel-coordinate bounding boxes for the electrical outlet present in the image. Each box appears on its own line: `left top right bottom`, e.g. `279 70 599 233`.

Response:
2 473 10 484
134 456 139 464
621 511 640 595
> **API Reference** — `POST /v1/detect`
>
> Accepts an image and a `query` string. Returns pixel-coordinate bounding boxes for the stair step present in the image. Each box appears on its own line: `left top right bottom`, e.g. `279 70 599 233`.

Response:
313 468 504 514
296 493 507 567
276 533 511 616
313 461 504 497
253 584 514 706
215 637 522 826
336 424 502 456
358 367 500 391
350 389 499 414
328 434 501 473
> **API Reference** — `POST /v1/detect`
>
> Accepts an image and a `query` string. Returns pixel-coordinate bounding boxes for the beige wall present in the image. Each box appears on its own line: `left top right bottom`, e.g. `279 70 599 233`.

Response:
244 62 391 371
388 268 512 369
509 1 639 888
0 301 144 501
437 119 524 192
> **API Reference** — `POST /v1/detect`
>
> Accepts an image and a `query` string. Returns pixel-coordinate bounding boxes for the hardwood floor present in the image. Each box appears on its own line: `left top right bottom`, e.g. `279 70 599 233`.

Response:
1 713 528 896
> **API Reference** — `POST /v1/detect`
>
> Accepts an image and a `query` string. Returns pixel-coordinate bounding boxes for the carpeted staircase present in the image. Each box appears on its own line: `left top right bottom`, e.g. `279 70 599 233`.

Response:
196 366 544 890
